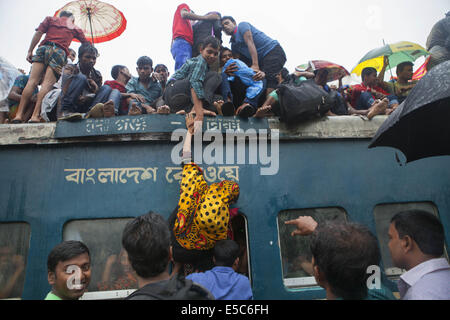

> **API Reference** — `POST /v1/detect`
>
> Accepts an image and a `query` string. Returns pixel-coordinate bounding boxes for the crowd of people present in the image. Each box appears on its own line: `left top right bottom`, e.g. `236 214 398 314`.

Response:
2 6 449 124
39 114 448 301
1 4 449 302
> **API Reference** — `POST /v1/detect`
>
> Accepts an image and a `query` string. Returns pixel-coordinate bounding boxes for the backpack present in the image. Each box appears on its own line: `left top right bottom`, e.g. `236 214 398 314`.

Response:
277 80 337 124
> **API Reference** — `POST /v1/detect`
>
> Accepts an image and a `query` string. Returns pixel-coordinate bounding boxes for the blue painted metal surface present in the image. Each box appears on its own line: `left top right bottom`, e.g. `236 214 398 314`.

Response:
0 119 449 300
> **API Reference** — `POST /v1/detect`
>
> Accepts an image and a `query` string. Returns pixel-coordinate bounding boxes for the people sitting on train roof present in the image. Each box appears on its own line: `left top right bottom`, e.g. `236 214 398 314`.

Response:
163 36 221 117
125 56 168 116
56 43 117 121
221 16 287 96
7 72 41 123
383 62 418 104
347 66 399 120
285 216 397 300
187 240 253 300
45 241 92 300
255 68 350 118
103 65 133 116
122 212 214 300
388 210 450 300
152 64 171 111
11 11 89 124
215 47 266 118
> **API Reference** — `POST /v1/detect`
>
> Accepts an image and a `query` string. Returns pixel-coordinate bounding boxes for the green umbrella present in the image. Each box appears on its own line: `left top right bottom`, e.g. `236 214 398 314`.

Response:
352 41 429 76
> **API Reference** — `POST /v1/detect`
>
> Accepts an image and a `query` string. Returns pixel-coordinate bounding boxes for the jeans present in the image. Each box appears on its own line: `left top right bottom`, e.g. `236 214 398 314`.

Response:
171 38 192 71
221 74 266 108
356 92 399 110
61 73 120 114
91 85 121 115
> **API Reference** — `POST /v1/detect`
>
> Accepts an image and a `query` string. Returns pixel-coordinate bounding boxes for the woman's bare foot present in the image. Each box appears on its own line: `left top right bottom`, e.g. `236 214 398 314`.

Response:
176 110 187 115
367 98 388 120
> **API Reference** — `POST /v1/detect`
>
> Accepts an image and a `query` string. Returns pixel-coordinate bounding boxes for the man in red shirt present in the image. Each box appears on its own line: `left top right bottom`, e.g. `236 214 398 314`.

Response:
348 67 400 119
171 3 220 71
12 11 88 124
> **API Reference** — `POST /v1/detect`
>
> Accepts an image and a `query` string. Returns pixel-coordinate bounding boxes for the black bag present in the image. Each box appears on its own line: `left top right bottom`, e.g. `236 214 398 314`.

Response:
278 80 336 124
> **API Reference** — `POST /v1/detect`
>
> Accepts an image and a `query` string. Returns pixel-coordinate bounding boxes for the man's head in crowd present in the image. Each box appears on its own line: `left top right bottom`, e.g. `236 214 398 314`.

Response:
154 64 170 83
199 36 220 66
396 62 414 82
310 222 381 300
47 241 91 300
122 212 171 281
220 47 233 67
111 65 131 84
213 240 240 269
221 16 237 36
78 43 98 70
136 56 153 82
389 210 446 271
361 67 378 87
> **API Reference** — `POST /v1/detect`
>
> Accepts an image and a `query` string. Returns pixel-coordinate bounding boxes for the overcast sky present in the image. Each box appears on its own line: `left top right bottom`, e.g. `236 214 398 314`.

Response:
1 0 448 81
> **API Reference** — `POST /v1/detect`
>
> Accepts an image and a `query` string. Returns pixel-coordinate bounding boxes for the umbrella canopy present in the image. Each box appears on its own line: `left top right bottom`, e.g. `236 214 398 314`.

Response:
369 60 450 163
54 0 127 44
352 41 429 76
0 57 21 102
309 60 350 82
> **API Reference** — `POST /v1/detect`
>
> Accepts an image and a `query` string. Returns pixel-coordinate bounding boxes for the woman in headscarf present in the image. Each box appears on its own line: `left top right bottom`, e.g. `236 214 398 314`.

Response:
170 114 240 276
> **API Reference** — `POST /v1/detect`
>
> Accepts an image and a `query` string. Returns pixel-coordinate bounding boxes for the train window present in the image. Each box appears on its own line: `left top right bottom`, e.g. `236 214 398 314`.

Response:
63 219 136 299
277 208 347 289
231 213 251 282
373 202 448 279
0 223 30 300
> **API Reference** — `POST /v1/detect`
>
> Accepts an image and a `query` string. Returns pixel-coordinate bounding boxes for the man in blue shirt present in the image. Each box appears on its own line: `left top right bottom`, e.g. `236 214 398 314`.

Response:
187 240 253 300
221 16 286 95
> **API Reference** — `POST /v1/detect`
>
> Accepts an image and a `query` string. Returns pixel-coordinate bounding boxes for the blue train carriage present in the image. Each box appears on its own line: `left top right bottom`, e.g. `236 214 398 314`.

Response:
0 114 449 300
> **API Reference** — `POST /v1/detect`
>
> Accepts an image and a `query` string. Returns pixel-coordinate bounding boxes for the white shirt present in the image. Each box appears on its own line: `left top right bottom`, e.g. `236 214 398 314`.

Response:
398 258 450 300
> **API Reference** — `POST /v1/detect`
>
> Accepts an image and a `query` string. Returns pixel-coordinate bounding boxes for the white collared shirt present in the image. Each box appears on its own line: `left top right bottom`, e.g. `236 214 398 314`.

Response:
398 258 450 300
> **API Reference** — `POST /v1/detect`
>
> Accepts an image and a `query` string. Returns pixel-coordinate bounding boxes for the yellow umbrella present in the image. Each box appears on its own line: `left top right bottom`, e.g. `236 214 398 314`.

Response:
352 41 429 76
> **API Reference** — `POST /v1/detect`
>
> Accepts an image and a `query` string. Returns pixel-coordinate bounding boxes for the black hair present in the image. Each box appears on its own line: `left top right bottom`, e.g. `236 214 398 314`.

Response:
47 241 90 273
391 210 445 257
78 42 98 59
201 36 220 50
220 47 232 60
310 222 381 300
221 16 236 24
214 240 240 267
111 65 126 80
396 61 414 74
154 64 168 72
122 212 171 279
137 56 153 68
361 67 377 81
59 11 73 18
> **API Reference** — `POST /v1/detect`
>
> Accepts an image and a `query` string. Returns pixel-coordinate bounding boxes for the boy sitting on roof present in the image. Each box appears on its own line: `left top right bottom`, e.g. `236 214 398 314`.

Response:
347 65 400 120
126 56 171 116
163 36 221 119
215 47 266 118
